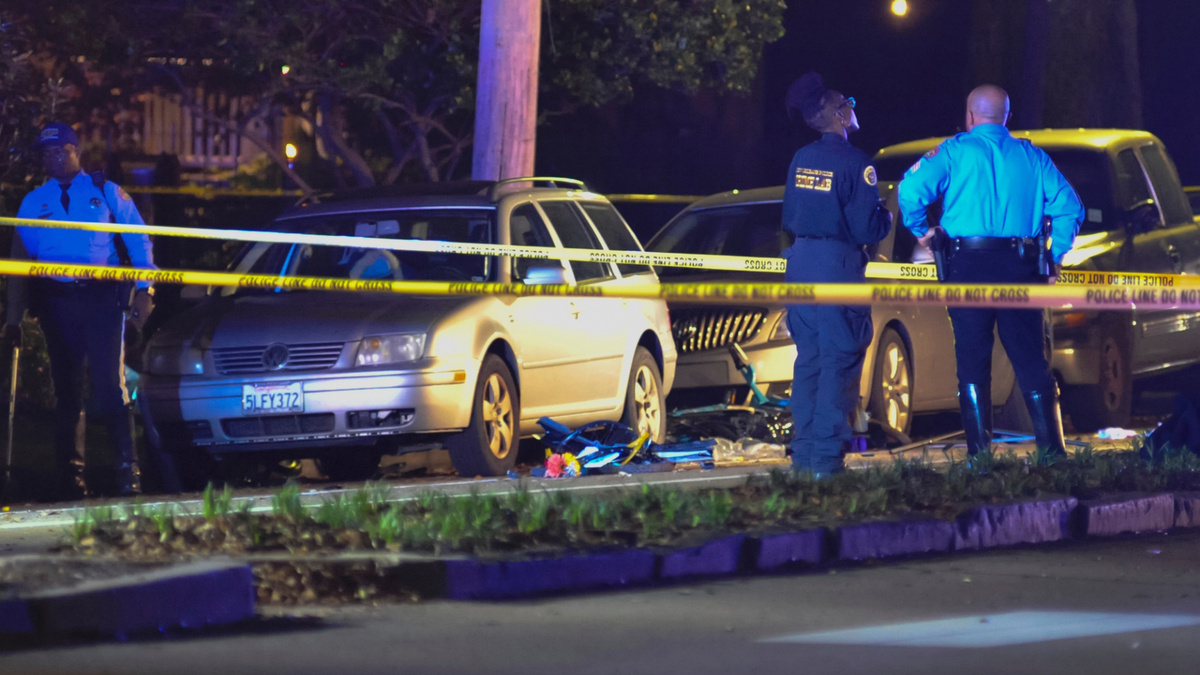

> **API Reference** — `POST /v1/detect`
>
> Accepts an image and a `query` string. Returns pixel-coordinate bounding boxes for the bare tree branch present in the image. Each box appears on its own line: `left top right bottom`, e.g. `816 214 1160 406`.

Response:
151 64 316 195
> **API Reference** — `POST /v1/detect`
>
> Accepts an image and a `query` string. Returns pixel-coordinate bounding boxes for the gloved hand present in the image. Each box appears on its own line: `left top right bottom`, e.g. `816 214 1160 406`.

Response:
130 290 155 331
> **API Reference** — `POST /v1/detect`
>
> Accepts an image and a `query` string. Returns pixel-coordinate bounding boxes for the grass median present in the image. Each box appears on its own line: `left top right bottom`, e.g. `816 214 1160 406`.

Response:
66 443 1200 561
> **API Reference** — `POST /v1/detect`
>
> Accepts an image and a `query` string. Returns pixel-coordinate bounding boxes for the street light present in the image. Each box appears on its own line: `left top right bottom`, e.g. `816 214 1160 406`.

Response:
891 0 909 17
285 143 298 160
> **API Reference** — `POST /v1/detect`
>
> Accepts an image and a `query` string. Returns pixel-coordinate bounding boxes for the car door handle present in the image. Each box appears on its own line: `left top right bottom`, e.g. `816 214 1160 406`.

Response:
1167 244 1183 271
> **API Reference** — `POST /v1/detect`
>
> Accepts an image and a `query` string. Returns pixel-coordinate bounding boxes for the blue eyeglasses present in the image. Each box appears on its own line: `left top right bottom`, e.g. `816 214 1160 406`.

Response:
839 96 856 110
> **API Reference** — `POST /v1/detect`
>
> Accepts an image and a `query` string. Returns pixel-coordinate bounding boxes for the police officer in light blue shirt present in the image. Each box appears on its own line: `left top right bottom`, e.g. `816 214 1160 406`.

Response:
782 73 892 476
898 85 1084 462
5 122 156 499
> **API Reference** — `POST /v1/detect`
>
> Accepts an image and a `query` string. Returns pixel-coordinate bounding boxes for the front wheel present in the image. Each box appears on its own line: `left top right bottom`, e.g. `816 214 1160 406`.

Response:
868 328 913 440
446 354 520 477
621 347 666 443
1062 326 1132 432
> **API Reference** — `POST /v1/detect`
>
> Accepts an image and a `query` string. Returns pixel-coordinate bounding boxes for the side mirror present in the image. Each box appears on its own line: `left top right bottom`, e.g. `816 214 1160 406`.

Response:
179 285 209 302
1124 199 1160 235
522 263 570 286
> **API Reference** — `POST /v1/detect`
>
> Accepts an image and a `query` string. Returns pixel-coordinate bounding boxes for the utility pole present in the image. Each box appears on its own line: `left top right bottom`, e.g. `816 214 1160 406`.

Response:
472 0 541 181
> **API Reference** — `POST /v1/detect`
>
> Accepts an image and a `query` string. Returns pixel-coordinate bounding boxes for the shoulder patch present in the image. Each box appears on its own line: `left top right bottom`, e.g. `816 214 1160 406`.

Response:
907 159 922 175
863 166 877 187
117 186 132 201
923 145 940 159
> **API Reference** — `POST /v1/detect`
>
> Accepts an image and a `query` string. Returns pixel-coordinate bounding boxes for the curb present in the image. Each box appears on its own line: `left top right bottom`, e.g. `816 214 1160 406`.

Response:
1 558 254 637
750 528 828 571
838 519 955 561
5 490 1193 616
954 497 1077 550
444 549 656 600
1077 493 1175 537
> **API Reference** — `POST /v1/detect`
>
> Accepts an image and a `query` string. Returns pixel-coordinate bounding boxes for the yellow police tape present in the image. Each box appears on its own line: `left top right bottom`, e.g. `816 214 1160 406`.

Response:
0 215 1195 290
3 259 1199 312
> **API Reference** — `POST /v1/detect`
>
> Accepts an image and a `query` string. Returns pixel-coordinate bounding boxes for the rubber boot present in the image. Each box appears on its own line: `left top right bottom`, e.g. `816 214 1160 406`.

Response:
1024 387 1068 465
958 383 993 457
50 410 86 502
103 407 141 497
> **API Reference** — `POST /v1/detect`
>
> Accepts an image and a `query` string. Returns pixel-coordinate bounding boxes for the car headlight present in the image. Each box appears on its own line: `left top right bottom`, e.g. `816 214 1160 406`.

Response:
355 334 426 366
146 346 204 375
770 316 790 341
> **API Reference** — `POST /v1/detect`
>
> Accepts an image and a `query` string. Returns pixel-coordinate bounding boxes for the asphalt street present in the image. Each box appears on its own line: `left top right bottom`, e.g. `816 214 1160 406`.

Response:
3 528 1199 674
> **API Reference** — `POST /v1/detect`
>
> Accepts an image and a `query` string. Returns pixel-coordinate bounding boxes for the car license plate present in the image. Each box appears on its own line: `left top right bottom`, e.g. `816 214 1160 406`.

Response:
242 383 303 415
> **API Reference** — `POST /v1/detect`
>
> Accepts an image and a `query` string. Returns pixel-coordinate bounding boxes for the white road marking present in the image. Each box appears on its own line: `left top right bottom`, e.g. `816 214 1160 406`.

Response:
760 611 1200 648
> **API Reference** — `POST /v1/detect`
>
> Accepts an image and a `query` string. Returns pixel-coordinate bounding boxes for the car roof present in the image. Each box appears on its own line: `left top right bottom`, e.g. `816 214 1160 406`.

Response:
683 186 785 211
874 128 1159 161
274 179 596 222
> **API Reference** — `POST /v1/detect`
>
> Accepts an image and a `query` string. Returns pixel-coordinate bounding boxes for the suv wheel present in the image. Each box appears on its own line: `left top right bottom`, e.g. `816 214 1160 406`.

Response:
447 354 519 477
868 328 913 439
621 347 665 443
1062 326 1132 432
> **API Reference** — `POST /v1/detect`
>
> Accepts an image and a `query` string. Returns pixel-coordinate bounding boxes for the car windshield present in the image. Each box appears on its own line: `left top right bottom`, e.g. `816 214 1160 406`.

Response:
1043 149 1113 231
876 146 1114 233
231 208 495 292
647 202 787 277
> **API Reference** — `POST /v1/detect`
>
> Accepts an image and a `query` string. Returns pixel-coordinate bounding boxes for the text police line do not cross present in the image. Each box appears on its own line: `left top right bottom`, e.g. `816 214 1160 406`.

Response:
2 215 1196 290
6 259 1200 312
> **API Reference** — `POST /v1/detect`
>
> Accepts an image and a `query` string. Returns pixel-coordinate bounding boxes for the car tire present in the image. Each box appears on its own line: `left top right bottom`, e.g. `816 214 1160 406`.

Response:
868 328 913 440
446 354 520 477
1062 324 1133 433
315 450 383 483
621 346 666 443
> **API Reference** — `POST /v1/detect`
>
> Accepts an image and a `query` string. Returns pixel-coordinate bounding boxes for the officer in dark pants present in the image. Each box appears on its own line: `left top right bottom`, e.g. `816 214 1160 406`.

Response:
898 85 1084 461
5 123 156 499
782 73 893 475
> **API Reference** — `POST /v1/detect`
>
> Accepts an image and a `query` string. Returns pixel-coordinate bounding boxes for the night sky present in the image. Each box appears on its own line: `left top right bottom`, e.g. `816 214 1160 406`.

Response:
539 0 1200 218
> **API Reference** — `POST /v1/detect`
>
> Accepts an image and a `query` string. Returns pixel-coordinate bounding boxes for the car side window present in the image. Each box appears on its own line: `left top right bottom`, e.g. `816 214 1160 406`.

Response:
539 201 611 282
579 202 651 276
1138 144 1192 226
508 203 562 281
1114 148 1153 212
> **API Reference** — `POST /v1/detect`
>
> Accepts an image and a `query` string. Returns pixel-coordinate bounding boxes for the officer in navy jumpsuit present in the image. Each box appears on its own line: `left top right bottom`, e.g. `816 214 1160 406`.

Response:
5 123 156 499
782 73 892 475
898 85 1084 461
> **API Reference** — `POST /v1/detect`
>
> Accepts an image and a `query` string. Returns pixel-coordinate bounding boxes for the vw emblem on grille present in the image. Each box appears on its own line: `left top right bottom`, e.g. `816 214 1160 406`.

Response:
262 343 290 370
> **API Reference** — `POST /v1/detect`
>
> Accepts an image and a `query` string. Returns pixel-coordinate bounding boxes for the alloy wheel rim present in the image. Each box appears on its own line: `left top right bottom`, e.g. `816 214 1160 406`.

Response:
481 373 514 459
881 342 911 432
633 365 662 439
1101 338 1124 411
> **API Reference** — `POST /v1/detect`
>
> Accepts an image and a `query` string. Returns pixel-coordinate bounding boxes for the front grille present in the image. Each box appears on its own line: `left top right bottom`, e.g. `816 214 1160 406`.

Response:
221 413 336 439
671 307 767 354
211 342 345 375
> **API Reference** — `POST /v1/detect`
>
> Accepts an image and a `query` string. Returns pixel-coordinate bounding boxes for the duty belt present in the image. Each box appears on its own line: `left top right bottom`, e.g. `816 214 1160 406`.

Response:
951 236 1039 252
34 278 111 296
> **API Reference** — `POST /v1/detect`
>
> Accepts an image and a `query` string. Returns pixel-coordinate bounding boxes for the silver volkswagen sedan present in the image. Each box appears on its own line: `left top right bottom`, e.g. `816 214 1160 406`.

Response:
647 186 1017 443
140 179 675 487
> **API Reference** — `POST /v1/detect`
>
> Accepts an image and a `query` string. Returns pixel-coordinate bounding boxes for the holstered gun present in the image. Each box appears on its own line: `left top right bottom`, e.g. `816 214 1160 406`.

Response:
929 227 949 282
1037 216 1055 279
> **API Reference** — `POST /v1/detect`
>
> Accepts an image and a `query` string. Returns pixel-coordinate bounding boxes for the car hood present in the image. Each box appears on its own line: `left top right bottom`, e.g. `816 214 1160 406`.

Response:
151 292 473 349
